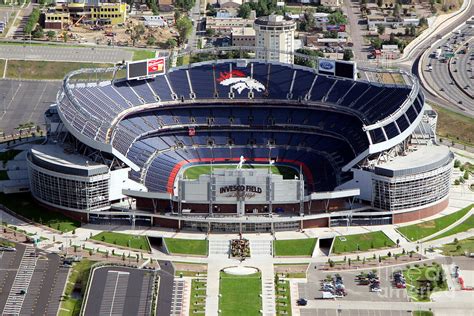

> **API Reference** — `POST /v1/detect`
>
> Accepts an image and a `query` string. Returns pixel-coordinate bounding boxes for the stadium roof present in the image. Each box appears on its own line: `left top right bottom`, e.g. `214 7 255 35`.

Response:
374 145 452 177
30 145 108 177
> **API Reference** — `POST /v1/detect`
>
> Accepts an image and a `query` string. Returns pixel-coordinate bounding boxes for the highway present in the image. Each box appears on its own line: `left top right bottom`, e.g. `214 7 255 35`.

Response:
419 24 474 116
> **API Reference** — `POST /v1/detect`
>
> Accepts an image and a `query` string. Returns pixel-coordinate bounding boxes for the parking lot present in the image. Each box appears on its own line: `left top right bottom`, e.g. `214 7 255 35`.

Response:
0 243 26 311
0 243 68 315
84 266 154 316
299 265 409 303
0 79 60 135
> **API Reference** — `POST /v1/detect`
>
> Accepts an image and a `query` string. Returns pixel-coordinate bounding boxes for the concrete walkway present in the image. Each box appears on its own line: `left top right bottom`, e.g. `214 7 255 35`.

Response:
382 227 409 245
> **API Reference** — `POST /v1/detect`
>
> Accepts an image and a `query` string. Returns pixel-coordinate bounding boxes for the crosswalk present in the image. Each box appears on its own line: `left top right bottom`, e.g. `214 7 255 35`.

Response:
2 245 37 315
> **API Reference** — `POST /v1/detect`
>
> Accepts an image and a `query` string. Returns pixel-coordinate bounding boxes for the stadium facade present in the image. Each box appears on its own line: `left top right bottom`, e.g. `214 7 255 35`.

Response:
26 54 454 232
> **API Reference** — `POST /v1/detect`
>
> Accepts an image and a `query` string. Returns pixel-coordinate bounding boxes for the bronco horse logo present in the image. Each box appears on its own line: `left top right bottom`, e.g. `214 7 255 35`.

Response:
217 70 266 94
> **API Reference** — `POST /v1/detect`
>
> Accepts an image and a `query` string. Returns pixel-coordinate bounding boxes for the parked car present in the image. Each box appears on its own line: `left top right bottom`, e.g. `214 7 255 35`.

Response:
297 298 307 306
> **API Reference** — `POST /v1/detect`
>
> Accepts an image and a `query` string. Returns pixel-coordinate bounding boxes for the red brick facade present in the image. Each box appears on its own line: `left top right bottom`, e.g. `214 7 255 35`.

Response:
392 198 449 224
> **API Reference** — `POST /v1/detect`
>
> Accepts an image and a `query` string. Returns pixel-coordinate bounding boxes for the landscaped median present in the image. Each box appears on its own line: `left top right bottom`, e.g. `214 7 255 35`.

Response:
331 231 395 254
163 238 208 256
273 238 317 257
403 262 447 302
396 204 473 242
90 231 151 252
58 259 96 316
219 271 262 316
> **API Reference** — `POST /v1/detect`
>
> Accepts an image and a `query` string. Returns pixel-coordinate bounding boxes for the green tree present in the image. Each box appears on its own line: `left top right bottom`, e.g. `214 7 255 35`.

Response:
176 16 193 46
377 24 385 35
238 3 252 19
129 24 145 46
32 26 44 39
46 30 56 41
165 38 177 48
463 170 469 180
175 0 195 11
377 0 383 7
294 48 324 68
328 10 347 25
147 36 157 46
343 49 354 61
393 3 401 17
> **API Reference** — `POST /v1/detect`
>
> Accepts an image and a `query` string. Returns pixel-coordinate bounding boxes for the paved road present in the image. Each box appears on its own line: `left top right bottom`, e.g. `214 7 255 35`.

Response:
420 24 474 116
0 80 60 135
156 260 175 316
0 44 133 63
343 0 370 61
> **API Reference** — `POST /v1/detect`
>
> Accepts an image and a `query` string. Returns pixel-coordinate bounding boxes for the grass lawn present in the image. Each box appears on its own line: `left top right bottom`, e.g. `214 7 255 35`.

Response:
219 272 262 316
0 59 5 77
58 259 95 316
164 238 208 256
183 164 298 180
0 170 8 180
432 104 474 147
403 263 447 302
132 49 156 61
413 311 434 316
331 231 395 254
0 193 79 232
397 204 473 241
91 231 150 251
275 278 291 316
0 239 15 247
6 60 113 80
441 237 474 256
189 278 207 316
429 213 474 241
274 238 317 256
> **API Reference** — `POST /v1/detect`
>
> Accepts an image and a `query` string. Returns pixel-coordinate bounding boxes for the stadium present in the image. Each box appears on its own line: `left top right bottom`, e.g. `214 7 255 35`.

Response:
26 49 454 232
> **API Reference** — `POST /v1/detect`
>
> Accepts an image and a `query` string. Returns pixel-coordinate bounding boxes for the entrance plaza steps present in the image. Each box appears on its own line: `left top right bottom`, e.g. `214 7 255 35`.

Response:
261 264 276 316
208 240 230 256
2 245 37 315
249 240 273 257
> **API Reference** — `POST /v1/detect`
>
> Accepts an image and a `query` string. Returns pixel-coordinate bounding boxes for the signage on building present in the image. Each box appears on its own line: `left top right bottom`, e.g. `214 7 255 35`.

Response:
219 185 263 199
318 58 336 75
126 56 166 80
326 24 346 32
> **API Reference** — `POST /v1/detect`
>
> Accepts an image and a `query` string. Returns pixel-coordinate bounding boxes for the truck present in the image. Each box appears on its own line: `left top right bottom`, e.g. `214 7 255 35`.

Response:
434 48 442 59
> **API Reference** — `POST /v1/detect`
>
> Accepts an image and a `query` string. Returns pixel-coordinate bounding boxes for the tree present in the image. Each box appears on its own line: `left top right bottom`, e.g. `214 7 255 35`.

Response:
46 30 56 41
343 49 354 61
377 24 386 35
147 36 157 46
294 48 324 68
419 17 428 27
129 24 145 46
165 38 177 49
328 11 347 25
371 37 383 49
393 3 401 17
238 3 252 19
377 0 383 7
175 0 195 11
454 159 461 168
176 16 193 46
463 170 469 180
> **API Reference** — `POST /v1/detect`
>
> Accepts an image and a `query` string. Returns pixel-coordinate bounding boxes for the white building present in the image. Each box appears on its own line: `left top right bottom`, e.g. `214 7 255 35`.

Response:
253 14 296 64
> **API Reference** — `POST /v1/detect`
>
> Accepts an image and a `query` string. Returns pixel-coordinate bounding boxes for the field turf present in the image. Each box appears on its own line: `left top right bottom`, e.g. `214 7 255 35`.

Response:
274 238 317 256
219 272 262 316
164 238 208 256
396 204 473 241
183 164 299 180
331 231 395 254
91 231 150 251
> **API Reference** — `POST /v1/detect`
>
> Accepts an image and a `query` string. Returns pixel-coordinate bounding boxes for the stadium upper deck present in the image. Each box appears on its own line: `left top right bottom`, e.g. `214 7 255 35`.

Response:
56 60 424 194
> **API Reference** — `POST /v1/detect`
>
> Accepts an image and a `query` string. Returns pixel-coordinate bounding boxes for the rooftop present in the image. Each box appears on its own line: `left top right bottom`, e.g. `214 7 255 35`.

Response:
374 145 452 177
30 144 109 176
